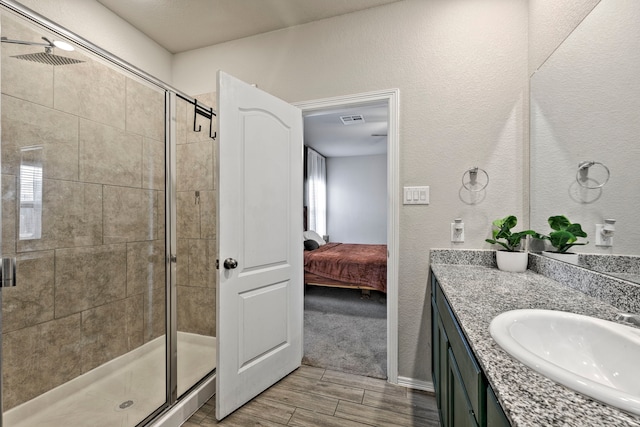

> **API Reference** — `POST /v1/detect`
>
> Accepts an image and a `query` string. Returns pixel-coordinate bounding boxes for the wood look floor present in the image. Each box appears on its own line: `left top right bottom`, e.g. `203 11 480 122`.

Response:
183 365 440 426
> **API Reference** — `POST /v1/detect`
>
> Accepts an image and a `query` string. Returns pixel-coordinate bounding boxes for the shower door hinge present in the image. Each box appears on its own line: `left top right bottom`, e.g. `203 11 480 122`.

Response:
170 254 177 263
216 259 219 270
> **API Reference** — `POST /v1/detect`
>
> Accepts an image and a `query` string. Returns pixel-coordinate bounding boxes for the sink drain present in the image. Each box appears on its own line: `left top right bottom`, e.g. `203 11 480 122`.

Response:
118 400 134 410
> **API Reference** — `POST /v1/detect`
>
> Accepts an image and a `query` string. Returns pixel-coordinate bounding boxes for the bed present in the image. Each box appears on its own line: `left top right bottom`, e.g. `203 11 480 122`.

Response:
303 240 387 293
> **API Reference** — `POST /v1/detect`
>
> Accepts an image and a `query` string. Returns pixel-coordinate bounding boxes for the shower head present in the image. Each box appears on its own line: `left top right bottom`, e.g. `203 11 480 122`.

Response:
1 36 84 66
11 51 84 66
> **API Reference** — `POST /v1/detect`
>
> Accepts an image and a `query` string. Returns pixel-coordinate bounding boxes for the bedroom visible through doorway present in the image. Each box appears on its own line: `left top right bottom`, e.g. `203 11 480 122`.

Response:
301 100 389 379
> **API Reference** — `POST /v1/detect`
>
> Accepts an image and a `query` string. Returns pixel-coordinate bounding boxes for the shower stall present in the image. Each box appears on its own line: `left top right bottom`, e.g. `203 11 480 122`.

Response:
0 3 217 426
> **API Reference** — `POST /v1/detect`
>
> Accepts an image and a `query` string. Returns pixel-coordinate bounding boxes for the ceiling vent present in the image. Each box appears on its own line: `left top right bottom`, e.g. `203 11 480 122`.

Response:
340 114 365 125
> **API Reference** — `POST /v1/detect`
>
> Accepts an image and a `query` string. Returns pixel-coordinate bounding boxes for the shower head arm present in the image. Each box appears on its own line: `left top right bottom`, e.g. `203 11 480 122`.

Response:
0 36 54 48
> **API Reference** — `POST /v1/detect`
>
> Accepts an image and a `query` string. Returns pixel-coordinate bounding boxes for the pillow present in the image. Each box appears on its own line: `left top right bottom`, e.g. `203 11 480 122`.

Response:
303 230 325 246
304 239 320 251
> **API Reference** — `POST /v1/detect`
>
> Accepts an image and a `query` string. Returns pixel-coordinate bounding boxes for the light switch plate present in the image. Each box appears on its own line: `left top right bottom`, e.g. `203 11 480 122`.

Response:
403 186 429 205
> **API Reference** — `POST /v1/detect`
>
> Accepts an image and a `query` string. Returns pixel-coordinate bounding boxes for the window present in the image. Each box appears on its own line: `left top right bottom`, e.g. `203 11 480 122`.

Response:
306 147 327 236
19 147 43 240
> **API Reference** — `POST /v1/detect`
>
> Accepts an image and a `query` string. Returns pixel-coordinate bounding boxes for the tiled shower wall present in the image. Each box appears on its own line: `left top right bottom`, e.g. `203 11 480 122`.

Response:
0 15 217 410
176 92 217 336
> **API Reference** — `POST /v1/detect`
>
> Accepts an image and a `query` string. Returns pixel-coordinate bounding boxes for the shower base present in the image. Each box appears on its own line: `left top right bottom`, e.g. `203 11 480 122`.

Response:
4 332 216 427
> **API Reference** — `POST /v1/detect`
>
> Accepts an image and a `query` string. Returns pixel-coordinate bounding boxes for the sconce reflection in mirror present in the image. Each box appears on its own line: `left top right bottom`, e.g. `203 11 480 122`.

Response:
576 161 610 189
462 167 489 192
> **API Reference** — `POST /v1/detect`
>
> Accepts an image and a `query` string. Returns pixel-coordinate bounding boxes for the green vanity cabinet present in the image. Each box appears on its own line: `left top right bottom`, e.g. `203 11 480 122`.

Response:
487 386 511 427
431 273 510 427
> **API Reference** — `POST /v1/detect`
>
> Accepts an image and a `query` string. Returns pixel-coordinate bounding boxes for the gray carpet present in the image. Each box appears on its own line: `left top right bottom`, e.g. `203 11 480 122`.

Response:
303 286 387 379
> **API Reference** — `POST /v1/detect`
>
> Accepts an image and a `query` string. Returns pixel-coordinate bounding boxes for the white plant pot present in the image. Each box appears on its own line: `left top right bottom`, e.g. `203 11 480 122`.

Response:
541 251 579 265
496 251 528 273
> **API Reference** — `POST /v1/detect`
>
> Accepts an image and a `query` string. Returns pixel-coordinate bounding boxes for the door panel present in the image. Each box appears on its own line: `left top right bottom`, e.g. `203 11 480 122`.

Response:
216 71 303 420
239 281 289 368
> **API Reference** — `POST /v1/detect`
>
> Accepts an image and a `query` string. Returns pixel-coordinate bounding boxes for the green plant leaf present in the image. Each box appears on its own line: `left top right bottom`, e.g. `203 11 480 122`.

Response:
566 223 587 238
548 215 570 231
486 215 536 252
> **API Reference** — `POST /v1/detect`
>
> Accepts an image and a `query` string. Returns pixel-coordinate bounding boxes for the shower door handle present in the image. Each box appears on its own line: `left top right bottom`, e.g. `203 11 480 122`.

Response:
0 257 16 288
223 258 238 270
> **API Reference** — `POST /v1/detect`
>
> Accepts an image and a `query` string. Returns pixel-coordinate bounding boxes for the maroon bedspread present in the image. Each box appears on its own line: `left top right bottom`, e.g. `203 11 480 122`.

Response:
304 242 387 292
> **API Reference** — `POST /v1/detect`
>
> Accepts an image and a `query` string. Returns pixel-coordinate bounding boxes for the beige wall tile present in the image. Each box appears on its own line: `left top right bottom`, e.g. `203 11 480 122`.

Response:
177 286 215 336
54 244 127 317
125 78 164 141
176 97 188 145
1 15 54 107
79 119 142 187
103 186 158 243
2 174 17 255
126 240 165 297
2 94 79 180
17 179 103 252
177 141 213 191
81 295 144 372
2 251 55 333
177 191 200 239
54 58 126 129
157 191 166 241
188 239 216 288
145 284 166 342
143 137 165 190
177 238 189 286
2 314 82 410
199 190 217 239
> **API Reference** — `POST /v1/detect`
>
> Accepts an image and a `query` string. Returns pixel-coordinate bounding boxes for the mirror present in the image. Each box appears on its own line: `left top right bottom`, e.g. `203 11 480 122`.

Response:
530 0 640 282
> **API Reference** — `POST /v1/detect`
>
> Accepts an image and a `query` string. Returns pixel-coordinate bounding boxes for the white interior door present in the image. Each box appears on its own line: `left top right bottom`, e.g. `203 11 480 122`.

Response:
216 71 303 420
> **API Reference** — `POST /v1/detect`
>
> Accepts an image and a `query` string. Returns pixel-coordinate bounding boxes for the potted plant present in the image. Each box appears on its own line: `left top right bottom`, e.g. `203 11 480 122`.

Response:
485 215 537 272
539 215 588 265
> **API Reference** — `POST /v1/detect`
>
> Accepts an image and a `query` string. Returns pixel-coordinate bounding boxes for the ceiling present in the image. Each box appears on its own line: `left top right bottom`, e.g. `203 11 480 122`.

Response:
96 0 402 54
304 104 388 158
95 0 394 158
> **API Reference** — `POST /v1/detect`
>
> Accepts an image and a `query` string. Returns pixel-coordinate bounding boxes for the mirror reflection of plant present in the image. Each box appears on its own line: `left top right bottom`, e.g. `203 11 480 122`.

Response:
540 215 588 253
485 215 537 252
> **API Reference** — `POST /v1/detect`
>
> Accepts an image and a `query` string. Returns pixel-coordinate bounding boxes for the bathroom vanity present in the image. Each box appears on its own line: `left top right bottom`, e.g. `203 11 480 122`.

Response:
430 255 640 426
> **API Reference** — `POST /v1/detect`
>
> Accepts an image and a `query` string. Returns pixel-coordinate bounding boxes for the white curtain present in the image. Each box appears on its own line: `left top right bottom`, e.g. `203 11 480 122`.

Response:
306 148 327 236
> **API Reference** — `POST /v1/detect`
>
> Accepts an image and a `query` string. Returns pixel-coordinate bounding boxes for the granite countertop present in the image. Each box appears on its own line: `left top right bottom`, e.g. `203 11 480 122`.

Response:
430 264 640 427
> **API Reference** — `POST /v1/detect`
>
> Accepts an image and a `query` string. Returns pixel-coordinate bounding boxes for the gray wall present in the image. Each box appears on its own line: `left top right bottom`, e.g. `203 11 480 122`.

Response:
327 154 387 244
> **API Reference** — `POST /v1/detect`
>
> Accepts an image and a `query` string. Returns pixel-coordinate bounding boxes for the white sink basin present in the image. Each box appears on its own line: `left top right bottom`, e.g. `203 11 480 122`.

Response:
489 309 640 415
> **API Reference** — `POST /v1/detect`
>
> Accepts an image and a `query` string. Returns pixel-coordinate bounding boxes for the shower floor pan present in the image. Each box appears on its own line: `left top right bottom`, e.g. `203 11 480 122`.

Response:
4 332 216 427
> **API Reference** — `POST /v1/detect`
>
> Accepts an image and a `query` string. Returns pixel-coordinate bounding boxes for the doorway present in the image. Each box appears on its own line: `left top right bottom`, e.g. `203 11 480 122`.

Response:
295 89 399 383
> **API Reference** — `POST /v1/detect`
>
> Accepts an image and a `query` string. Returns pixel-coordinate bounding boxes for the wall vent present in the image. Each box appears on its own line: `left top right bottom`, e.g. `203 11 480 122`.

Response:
340 114 365 125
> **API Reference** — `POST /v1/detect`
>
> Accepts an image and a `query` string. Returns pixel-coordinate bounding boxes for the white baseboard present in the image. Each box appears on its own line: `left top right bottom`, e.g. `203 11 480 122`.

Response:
396 376 435 393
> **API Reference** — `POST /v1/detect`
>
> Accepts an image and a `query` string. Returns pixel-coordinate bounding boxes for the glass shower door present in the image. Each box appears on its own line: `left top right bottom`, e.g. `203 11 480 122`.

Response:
1 11 168 426
175 94 217 397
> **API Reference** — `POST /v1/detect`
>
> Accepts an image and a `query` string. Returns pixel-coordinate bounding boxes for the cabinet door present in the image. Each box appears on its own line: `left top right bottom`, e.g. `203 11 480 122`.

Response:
448 349 479 427
487 386 510 427
438 316 450 425
431 299 440 400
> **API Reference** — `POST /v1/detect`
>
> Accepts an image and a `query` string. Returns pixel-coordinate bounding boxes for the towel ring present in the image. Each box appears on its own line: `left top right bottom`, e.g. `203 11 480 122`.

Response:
462 167 489 192
576 161 610 189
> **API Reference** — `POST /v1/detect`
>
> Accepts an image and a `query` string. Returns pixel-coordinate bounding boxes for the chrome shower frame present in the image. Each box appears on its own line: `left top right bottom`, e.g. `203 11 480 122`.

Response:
0 1 216 426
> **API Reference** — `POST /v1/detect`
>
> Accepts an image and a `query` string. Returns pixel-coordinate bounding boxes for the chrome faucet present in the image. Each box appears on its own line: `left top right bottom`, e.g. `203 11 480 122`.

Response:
616 312 640 327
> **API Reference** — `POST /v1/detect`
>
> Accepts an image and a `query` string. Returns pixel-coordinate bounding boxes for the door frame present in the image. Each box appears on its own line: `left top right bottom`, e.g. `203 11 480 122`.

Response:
295 88 399 384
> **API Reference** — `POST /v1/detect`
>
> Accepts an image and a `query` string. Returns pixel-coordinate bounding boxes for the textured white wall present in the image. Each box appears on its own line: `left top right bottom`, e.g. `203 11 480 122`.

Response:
174 0 528 382
15 0 173 82
530 0 640 255
326 154 387 244
528 0 601 75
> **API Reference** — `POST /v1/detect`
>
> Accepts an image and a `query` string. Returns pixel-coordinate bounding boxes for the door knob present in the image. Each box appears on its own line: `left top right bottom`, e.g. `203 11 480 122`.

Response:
223 258 238 270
